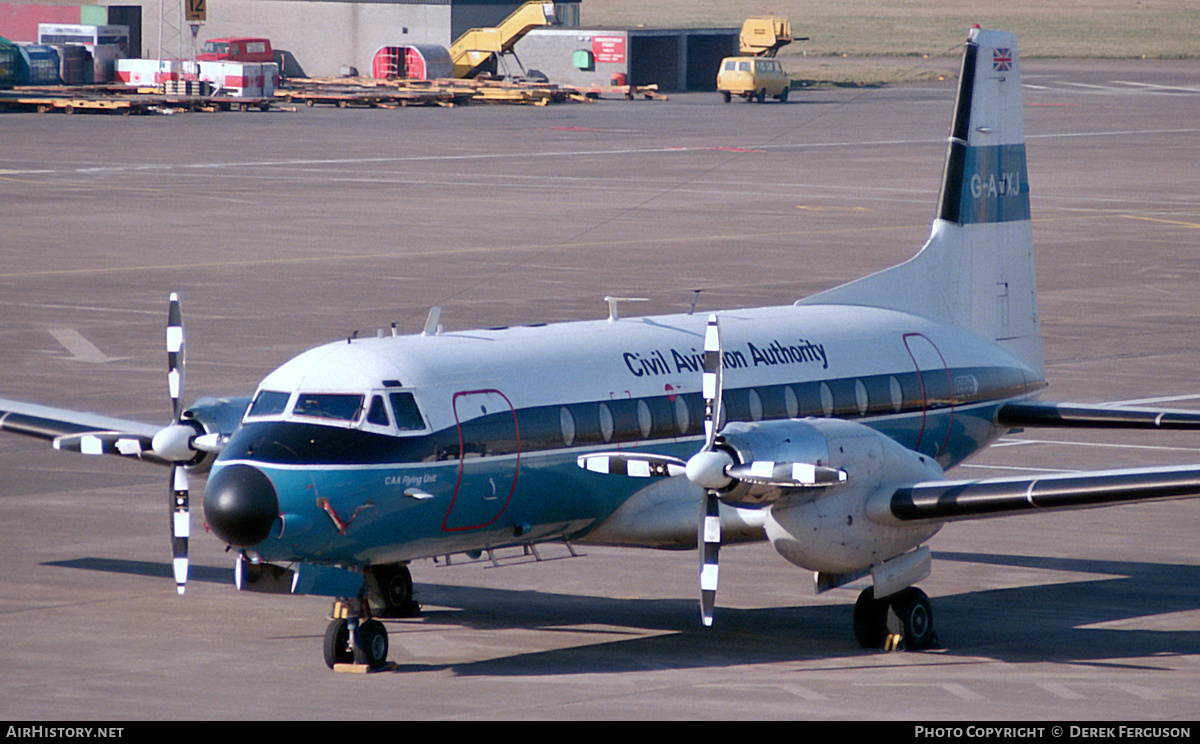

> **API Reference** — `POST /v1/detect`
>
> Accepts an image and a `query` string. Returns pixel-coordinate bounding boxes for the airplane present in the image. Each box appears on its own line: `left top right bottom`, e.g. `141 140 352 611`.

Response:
4 26 1200 670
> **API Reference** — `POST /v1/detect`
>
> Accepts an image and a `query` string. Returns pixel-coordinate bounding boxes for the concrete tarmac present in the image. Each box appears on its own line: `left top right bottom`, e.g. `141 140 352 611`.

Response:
0 58 1198 720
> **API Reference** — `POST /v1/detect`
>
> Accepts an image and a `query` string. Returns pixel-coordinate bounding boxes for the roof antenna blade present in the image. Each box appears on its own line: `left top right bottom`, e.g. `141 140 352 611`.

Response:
422 307 441 336
604 296 648 322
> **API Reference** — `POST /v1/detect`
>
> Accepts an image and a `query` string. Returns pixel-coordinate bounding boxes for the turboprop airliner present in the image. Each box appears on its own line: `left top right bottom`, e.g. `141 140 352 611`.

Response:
4 27 1200 670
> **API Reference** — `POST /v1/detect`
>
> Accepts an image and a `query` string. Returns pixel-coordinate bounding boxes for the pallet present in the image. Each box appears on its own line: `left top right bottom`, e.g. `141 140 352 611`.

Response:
0 77 665 114
277 76 599 107
0 89 274 114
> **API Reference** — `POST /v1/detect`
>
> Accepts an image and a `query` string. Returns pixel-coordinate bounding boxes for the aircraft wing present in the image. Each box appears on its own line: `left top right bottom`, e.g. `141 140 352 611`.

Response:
876 465 1200 524
869 400 1200 524
997 400 1200 429
0 398 168 464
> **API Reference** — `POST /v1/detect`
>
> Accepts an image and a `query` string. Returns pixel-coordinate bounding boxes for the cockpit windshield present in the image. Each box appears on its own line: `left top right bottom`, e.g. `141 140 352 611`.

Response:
243 386 426 433
292 393 364 422
390 391 426 431
247 389 290 418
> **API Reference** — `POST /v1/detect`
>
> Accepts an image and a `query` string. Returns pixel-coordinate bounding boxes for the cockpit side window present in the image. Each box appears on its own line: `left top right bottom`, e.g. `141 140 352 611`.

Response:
389 392 426 431
292 393 364 422
246 389 290 418
366 395 390 427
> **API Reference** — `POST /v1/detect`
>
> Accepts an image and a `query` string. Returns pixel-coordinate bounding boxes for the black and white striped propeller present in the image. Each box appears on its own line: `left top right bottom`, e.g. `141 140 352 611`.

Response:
147 293 230 593
152 294 227 593
48 294 222 594
578 314 846 626
155 293 191 594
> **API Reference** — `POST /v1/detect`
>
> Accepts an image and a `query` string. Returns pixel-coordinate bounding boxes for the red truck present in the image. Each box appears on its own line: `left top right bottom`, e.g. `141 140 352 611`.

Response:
197 38 273 63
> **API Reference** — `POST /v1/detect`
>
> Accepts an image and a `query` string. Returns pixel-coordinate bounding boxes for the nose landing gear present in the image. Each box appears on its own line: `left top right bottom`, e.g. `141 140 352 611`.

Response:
322 564 421 670
324 599 391 671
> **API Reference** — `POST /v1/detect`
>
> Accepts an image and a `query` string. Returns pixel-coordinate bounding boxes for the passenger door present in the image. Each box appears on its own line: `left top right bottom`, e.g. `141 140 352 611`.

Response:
442 389 521 532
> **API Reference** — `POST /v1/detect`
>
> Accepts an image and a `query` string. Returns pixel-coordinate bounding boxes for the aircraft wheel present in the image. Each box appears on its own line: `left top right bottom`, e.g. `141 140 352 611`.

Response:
368 564 419 618
853 586 889 648
885 587 936 649
353 619 389 669
323 617 353 669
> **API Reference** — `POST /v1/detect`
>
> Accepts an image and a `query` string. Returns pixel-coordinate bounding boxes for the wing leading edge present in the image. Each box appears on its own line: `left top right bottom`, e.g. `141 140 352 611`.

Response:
876 466 1200 525
998 400 1200 430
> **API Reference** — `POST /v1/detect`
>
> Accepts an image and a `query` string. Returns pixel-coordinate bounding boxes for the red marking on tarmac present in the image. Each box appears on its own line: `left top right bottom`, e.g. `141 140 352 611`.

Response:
529 126 636 132
669 146 766 153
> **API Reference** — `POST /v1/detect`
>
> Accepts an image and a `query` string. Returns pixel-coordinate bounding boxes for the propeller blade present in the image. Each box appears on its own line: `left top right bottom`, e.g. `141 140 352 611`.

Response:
577 452 687 477
699 489 720 626
701 314 723 451
725 461 848 488
167 293 184 423
53 432 154 458
171 465 189 594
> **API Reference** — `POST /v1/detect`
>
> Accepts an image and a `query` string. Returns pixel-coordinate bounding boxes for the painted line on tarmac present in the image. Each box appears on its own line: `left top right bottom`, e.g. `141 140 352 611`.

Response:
3 128 1197 178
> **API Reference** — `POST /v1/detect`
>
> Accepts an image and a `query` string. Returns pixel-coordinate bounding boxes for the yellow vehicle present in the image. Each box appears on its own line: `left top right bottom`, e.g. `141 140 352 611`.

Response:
449 1 558 79
717 56 790 103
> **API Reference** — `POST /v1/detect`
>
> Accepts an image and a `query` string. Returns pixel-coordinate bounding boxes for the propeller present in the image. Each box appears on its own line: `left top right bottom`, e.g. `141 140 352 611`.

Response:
49 293 227 594
696 314 727 626
577 314 847 626
166 293 189 594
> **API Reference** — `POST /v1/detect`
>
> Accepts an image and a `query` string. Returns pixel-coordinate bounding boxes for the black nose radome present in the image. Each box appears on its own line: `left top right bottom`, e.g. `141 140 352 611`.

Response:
204 464 279 547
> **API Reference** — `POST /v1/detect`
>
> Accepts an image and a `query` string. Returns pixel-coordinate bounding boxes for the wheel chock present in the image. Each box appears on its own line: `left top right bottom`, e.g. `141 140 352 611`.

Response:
333 662 395 674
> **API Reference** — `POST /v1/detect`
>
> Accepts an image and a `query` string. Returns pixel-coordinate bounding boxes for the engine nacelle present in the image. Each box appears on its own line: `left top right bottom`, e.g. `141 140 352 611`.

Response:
751 419 945 575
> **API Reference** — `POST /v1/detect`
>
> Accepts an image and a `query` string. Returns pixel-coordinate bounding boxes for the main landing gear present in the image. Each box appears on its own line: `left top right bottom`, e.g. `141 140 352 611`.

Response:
853 586 937 651
323 564 421 670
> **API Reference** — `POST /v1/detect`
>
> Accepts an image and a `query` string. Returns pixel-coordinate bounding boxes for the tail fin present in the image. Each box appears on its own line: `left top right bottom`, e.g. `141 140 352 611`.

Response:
798 28 1042 378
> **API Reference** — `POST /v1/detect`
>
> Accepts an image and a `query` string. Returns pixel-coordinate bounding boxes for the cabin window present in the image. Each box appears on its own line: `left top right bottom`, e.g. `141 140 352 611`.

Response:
855 379 869 416
599 403 614 443
748 389 764 421
560 407 576 446
784 386 799 418
819 383 834 417
366 395 390 426
247 389 290 418
674 396 690 434
636 400 652 438
889 375 903 412
389 392 426 431
293 393 364 422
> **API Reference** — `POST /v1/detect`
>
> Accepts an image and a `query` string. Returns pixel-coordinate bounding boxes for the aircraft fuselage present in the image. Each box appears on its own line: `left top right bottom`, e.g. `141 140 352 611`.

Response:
206 302 1041 569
